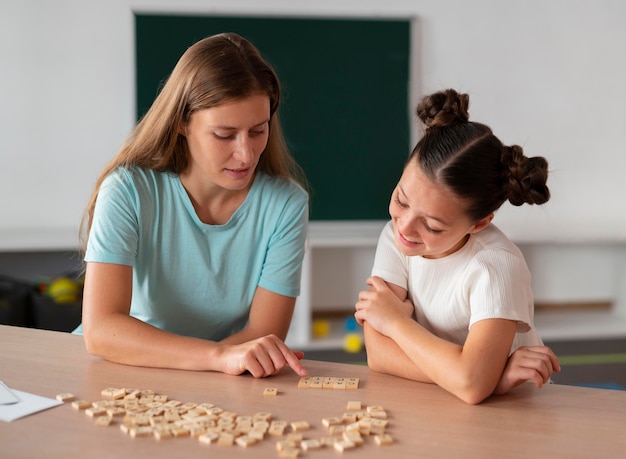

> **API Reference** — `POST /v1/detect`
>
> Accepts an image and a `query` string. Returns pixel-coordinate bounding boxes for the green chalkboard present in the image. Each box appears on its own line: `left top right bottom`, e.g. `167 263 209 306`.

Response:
136 15 410 220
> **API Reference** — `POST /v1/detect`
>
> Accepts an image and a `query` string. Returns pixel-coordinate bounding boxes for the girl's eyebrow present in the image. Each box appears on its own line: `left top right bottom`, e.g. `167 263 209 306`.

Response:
398 184 450 226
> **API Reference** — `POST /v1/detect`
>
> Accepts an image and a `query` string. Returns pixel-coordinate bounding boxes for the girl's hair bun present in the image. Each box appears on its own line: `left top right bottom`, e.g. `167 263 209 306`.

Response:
502 145 551 206
416 88 470 128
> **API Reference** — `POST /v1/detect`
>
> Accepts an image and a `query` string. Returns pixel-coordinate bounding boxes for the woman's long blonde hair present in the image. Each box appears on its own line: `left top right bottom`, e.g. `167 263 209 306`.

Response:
80 33 306 250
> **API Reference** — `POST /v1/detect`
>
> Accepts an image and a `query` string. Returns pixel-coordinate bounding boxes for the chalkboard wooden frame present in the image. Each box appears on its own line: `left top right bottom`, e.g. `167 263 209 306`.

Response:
135 14 411 220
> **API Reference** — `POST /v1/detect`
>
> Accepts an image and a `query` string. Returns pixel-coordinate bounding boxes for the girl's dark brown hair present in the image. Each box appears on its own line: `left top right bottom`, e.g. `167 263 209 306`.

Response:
410 88 550 222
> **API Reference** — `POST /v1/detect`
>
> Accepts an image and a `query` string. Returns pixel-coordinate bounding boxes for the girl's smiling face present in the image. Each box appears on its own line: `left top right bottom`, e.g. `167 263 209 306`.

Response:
389 160 492 259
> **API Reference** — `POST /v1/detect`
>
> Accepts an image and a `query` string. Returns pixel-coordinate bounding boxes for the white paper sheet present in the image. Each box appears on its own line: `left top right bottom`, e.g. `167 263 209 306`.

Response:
0 380 20 405
0 388 63 422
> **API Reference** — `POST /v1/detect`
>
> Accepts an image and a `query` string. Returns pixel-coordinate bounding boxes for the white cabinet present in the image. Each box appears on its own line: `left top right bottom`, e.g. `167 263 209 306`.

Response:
286 221 387 350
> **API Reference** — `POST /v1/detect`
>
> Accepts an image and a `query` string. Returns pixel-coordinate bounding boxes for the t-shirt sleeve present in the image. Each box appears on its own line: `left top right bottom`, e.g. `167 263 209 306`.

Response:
85 169 139 267
257 184 309 298
467 248 534 333
370 221 408 290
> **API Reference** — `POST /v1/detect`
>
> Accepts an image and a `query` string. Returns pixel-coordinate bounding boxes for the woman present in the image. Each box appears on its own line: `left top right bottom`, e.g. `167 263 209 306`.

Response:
355 89 560 404
77 33 308 378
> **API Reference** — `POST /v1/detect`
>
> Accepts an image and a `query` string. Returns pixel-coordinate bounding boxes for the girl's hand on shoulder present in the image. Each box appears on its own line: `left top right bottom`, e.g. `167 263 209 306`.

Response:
216 334 307 378
493 345 561 395
354 276 413 335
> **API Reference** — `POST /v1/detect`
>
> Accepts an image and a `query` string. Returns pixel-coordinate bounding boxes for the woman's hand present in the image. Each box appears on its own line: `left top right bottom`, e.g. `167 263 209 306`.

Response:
493 345 561 394
216 334 307 378
355 276 413 335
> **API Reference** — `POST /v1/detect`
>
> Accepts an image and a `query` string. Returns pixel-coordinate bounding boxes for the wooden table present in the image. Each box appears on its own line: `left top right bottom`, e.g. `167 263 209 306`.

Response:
1 325 625 458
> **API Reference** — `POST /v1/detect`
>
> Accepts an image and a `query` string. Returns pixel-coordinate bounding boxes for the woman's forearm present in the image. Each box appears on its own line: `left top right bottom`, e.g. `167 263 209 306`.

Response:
83 313 222 371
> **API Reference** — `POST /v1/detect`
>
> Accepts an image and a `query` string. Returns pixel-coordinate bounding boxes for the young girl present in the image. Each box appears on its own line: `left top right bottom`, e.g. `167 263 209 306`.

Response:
355 89 560 404
76 33 308 378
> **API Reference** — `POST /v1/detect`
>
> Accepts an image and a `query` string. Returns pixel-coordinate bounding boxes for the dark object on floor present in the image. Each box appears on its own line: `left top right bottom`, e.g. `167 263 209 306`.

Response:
31 293 82 333
0 275 33 327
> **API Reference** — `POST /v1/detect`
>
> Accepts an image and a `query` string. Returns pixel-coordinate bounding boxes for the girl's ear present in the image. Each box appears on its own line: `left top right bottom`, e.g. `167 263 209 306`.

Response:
471 213 494 234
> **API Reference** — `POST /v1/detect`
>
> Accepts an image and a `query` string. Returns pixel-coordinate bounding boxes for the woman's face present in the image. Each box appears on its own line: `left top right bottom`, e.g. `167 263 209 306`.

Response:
389 160 491 259
181 94 270 192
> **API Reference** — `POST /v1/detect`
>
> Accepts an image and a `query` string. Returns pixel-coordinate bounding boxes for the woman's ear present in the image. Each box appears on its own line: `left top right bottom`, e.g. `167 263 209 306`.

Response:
471 213 494 234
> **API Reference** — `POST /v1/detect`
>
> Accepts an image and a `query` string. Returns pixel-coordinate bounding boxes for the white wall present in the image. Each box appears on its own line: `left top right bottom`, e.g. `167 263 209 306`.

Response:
2 1 626 325
2 0 626 247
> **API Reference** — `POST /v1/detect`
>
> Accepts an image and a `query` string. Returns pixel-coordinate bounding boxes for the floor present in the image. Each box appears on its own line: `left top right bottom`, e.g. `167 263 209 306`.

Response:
546 338 626 390
303 338 626 391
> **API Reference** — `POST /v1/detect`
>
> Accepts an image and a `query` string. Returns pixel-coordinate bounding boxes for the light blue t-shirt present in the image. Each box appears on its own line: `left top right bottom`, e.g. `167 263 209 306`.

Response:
76 167 308 340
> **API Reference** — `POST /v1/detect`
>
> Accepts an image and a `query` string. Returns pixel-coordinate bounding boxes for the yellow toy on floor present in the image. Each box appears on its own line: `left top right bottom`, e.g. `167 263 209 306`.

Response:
47 277 81 304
